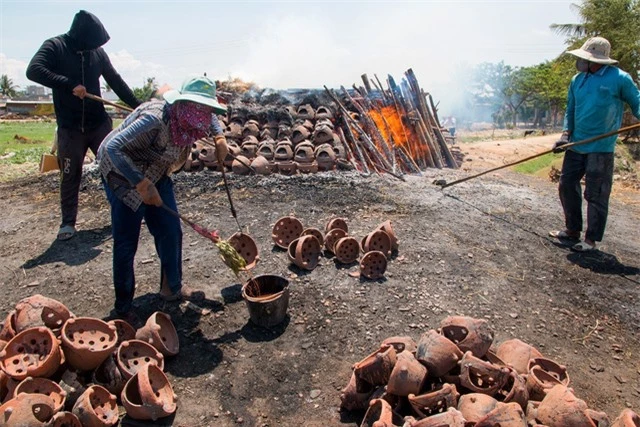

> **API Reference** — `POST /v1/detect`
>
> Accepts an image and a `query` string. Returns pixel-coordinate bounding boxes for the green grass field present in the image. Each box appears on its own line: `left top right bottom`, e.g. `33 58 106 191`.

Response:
512 153 563 175
0 121 57 164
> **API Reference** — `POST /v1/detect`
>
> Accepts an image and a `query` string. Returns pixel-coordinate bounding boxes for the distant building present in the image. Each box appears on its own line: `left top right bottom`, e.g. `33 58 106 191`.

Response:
25 85 46 97
6 100 54 115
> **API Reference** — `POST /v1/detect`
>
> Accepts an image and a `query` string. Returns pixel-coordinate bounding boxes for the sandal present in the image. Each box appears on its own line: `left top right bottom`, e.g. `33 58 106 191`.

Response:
159 285 205 302
57 225 76 241
549 230 579 240
571 241 596 252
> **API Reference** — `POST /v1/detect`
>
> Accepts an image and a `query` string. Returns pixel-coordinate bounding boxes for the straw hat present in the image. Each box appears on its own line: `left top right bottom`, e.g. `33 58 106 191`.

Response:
567 37 618 65
164 76 227 114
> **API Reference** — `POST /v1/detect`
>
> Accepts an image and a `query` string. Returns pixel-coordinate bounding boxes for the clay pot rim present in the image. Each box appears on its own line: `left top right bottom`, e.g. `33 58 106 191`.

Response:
61 317 118 349
288 235 322 270
117 339 165 377
271 216 304 249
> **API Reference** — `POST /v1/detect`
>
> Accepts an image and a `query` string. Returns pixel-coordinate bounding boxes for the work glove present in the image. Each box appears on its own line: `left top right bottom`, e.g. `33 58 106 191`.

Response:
136 178 163 207
214 135 229 163
553 132 570 153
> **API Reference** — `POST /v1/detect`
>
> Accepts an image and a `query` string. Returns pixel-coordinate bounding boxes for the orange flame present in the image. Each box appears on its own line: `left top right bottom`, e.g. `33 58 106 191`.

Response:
368 105 428 161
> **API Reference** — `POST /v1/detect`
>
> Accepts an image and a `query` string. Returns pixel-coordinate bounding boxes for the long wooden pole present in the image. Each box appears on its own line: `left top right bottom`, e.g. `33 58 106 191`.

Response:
84 93 134 112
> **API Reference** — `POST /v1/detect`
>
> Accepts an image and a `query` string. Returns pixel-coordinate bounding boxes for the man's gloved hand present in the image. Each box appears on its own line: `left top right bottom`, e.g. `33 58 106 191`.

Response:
215 135 229 163
136 178 163 207
553 132 571 153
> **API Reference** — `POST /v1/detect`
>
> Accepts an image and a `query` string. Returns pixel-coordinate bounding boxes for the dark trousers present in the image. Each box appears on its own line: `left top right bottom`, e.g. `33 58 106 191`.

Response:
57 119 112 227
103 176 183 314
558 150 614 242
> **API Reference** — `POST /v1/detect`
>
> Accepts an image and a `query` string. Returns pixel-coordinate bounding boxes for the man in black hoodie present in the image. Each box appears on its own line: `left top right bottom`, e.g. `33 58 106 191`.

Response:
27 10 140 240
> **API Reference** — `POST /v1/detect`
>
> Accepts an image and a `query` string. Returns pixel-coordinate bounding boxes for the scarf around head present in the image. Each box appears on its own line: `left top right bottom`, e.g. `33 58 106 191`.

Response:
169 101 212 147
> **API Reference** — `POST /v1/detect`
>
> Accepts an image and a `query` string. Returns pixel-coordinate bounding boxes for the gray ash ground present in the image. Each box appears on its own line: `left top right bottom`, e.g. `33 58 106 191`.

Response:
0 165 639 426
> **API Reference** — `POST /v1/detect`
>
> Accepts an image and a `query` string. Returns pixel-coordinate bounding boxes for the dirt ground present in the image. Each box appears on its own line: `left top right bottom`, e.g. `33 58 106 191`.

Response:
1 133 639 426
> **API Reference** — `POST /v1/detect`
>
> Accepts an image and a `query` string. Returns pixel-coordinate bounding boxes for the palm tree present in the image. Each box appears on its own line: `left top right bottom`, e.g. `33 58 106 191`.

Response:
550 3 587 39
0 74 19 98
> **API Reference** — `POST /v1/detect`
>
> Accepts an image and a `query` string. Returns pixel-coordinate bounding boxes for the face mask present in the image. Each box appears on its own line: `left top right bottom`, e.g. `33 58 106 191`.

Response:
576 58 590 73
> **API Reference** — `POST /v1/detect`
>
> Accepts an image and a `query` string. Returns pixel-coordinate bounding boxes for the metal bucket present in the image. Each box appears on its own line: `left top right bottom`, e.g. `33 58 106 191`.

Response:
241 275 290 327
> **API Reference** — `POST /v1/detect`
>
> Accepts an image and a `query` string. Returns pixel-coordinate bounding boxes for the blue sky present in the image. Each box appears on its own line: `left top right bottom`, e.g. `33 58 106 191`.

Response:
1 0 578 109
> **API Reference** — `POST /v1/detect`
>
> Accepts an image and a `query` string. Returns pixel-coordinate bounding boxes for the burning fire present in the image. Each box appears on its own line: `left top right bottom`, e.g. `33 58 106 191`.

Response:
368 105 428 160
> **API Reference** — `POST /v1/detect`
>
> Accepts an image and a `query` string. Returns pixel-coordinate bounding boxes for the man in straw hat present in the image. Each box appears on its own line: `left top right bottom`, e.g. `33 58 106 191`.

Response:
98 75 228 323
549 37 640 252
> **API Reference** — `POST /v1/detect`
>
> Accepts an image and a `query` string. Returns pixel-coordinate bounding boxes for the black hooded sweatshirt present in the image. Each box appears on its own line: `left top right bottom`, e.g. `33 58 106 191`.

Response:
26 10 140 131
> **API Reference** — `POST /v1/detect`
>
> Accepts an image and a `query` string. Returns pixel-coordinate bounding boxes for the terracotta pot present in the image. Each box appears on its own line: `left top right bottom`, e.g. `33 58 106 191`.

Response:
116 340 165 380
14 376 66 413
380 336 416 354
240 142 258 159
361 230 392 258
227 232 260 270
0 340 5 354
300 228 324 246
324 228 347 254
375 220 398 252
326 217 348 233
475 401 527 427
14 294 72 333
312 124 335 144
315 105 334 120
49 411 82 427
526 400 541 425
271 216 303 249
287 235 322 271
361 398 394 427
353 345 397 387
277 160 298 176
537 384 597 427
291 124 311 145
408 383 460 418
224 143 241 167
72 385 118 427
0 326 63 380
612 409 640 427
334 236 360 264
0 311 16 341
92 353 126 395
386 351 427 396
121 363 177 421
274 141 294 161
232 155 252 175
496 367 529 409
586 409 611 426
294 144 315 163
61 318 118 371
409 407 467 427
257 142 275 160
416 329 463 378
527 357 569 400
333 143 346 159
242 121 260 138
315 144 336 171
251 155 272 175
360 251 388 280
107 319 136 347
0 370 8 403
496 339 544 375
0 393 56 426
459 351 511 396
296 104 315 120
296 161 319 174
457 393 499 424
135 312 179 358
340 371 373 411
440 316 494 357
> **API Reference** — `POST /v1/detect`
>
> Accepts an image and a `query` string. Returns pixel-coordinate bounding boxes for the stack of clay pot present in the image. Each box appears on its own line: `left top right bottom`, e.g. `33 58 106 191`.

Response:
271 216 399 280
340 315 638 427
0 295 179 425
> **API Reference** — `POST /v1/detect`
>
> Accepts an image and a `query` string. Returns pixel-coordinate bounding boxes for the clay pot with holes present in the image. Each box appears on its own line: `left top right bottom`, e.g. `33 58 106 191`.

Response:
277 160 297 176
242 120 260 139
410 407 467 427
440 315 494 357
315 144 336 171
232 155 252 175
353 345 397 387
361 230 392 258
135 312 179 357
49 411 82 427
495 367 529 409
361 399 394 427
459 351 511 396
315 105 333 120
14 294 72 333
296 161 318 174
496 338 544 375
277 124 292 139
0 311 16 341
386 351 427 396
72 385 118 427
526 357 569 400
116 340 164 380
223 142 241 168
360 251 388 280
0 326 63 380
290 125 310 145
92 353 126 395
294 144 315 163
325 217 348 233
475 402 527 427
537 385 597 427
408 383 460 418
416 329 464 378
301 228 324 246
376 220 398 252
241 141 258 160
312 124 335 145
225 122 243 140
287 235 322 271
61 318 118 372
457 393 499 424
14 376 66 413
0 393 56 426
271 216 303 249
227 232 260 270
296 104 315 120
334 236 360 264
612 409 640 427
251 156 273 176
257 141 275 160
274 144 294 163
121 363 177 421
324 228 347 254
381 336 416 354
339 371 373 411
333 143 346 160
107 319 136 347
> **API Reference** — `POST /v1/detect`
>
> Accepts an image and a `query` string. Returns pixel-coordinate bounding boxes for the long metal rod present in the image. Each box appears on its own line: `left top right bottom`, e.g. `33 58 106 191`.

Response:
438 123 640 189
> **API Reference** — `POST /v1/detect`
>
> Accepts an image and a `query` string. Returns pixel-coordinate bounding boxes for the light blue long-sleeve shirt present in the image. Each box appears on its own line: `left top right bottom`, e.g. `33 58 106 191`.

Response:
563 65 640 153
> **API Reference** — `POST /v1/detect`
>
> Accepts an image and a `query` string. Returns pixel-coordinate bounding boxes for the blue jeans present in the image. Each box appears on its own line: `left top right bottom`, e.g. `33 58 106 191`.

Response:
559 150 614 242
103 176 183 314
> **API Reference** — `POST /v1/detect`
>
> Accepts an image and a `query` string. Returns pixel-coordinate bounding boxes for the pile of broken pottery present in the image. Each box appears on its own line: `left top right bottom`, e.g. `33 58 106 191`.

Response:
272 216 398 280
341 315 639 427
184 104 350 175
0 294 179 426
